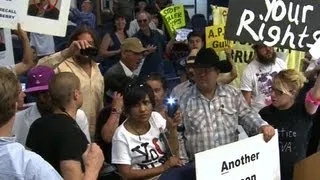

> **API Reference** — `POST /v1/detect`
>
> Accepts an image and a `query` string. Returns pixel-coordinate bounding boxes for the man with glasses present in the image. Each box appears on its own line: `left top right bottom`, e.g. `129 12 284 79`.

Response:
134 11 167 76
105 37 146 78
178 48 275 161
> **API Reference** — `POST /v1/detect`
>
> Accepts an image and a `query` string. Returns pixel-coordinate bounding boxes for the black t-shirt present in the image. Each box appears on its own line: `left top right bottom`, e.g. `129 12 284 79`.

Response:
95 105 126 164
259 103 313 180
26 113 89 174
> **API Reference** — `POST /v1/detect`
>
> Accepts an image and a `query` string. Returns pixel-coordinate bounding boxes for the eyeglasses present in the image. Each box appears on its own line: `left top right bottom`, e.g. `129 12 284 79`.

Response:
271 87 284 96
138 19 148 23
271 87 293 96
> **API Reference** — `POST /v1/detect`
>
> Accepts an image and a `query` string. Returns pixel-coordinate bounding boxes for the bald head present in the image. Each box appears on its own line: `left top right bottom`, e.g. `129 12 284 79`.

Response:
49 72 81 108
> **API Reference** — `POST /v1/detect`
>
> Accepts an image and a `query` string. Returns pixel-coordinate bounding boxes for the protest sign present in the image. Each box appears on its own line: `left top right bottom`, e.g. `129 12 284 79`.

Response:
0 28 14 67
160 4 186 38
206 25 233 52
225 0 320 51
175 28 192 42
195 131 280 180
212 5 304 87
212 5 228 26
0 0 71 36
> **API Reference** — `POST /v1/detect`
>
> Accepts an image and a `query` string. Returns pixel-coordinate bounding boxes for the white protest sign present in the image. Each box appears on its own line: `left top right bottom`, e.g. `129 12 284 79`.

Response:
0 28 14 67
195 131 280 180
0 0 71 37
175 28 193 42
309 38 320 59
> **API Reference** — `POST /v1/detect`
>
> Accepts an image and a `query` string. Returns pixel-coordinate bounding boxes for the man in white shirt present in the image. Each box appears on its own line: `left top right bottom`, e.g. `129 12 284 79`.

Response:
241 44 287 112
105 37 146 78
12 66 91 146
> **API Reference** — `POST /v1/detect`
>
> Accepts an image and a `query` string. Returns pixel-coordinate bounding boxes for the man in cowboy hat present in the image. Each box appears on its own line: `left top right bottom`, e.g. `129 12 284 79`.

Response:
178 48 276 161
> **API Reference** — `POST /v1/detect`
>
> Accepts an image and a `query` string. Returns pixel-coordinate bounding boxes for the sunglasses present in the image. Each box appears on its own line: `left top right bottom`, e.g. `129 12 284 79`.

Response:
138 19 148 23
271 87 293 96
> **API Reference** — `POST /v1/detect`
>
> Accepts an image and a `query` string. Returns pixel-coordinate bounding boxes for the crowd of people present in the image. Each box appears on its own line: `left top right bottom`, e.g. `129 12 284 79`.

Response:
1 0 320 180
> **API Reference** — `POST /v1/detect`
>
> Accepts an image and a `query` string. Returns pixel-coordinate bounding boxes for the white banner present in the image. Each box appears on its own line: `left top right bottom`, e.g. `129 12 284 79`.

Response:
0 28 14 67
0 0 71 37
195 130 280 180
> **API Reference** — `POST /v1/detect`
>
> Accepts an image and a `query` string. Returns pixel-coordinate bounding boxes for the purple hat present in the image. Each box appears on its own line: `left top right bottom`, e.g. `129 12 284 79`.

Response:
25 66 55 93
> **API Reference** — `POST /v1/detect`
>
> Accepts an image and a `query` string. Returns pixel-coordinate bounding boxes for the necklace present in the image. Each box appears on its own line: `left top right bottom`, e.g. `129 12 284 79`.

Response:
128 121 150 141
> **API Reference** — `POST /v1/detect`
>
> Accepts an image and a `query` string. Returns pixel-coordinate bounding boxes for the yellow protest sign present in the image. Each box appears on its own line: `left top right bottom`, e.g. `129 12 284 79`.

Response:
160 4 185 38
212 5 228 25
205 25 233 52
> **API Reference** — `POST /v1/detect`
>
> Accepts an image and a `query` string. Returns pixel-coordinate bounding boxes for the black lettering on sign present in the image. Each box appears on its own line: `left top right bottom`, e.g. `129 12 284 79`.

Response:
221 152 260 174
217 27 224 36
232 50 254 63
241 174 256 180
225 0 320 51
208 29 215 38
212 41 231 49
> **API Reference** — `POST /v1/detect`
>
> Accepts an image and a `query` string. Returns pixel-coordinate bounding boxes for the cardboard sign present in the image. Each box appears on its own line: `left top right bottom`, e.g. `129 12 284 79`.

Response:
0 0 71 36
293 152 320 180
225 0 320 51
206 25 233 52
195 131 280 180
160 4 186 38
0 28 14 67
212 5 229 26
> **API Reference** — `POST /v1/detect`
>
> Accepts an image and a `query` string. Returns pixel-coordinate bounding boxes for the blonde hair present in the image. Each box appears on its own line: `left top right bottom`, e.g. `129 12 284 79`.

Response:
273 69 306 96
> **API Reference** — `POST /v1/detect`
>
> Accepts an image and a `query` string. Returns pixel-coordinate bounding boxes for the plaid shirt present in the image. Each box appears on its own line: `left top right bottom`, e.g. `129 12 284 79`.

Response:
178 84 267 160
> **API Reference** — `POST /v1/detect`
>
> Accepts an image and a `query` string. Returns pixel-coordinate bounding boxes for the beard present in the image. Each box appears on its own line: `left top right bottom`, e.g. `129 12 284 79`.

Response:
256 51 276 65
74 54 92 65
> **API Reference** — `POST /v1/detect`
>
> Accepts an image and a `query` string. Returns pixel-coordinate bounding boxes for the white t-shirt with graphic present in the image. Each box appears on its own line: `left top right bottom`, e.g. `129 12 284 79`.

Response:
240 58 287 111
112 112 167 170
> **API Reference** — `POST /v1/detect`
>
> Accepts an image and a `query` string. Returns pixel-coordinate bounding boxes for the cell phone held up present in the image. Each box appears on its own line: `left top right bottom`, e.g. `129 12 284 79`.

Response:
80 47 98 57
166 97 179 118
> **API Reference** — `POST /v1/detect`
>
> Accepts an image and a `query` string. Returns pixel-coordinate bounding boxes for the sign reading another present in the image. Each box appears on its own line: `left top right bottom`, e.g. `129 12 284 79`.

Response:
195 131 280 180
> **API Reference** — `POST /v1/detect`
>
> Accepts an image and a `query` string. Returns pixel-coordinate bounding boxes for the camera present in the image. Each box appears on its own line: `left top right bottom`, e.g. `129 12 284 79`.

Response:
166 97 179 118
80 47 98 57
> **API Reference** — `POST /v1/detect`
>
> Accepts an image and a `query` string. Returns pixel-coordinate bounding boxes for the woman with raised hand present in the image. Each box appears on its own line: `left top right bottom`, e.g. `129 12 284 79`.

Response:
259 69 320 180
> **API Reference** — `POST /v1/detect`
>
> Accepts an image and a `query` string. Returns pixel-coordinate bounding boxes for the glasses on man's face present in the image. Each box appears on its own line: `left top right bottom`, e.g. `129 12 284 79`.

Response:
138 19 148 23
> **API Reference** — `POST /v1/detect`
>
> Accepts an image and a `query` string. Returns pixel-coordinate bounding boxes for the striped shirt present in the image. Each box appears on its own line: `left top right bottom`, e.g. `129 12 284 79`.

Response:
178 84 268 160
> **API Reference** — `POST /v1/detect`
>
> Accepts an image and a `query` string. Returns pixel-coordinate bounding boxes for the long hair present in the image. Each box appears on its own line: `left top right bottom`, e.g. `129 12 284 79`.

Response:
69 25 100 49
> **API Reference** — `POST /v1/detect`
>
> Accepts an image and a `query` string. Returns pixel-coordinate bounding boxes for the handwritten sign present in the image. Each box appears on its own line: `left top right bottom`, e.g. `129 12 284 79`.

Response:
206 25 233 52
225 0 320 51
195 131 280 180
160 4 186 38
175 28 192 42
0 0 71 36
0 28 14 67
212 5 229 25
